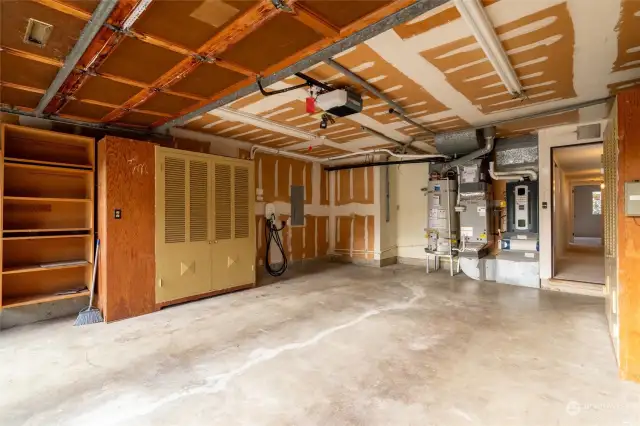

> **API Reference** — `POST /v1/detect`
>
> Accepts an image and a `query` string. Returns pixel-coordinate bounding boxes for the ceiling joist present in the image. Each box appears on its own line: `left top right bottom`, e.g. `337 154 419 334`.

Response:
100 0 286 123
41 0 149 114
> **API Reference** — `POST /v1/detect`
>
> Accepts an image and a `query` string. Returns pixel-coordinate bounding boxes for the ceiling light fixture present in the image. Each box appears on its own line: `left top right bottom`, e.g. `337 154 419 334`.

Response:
453 0 523 97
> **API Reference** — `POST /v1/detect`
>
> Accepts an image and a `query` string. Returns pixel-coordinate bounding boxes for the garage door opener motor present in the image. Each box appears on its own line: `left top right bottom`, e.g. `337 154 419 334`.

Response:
264 203 288 276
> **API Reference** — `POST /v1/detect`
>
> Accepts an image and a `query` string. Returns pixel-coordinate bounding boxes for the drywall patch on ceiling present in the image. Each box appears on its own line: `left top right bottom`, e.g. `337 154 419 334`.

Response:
190 0 240 28
420 3 577 114
613 0 640 72
568 0 621 101
287 43 449 124
394 0 499 40
495 109 579 137
403 0 563 53
609 77 640 94
366 30 484 124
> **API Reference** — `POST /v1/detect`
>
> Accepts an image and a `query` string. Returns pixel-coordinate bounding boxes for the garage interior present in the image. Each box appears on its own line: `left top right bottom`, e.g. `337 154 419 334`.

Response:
1 0 640 424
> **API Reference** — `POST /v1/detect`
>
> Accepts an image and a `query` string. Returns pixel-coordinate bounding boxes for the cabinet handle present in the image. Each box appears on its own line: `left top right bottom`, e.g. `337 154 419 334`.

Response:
158 278 163 288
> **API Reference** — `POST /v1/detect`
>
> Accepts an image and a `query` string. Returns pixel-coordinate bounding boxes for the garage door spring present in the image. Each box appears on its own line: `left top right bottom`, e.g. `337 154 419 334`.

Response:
265 217 288 277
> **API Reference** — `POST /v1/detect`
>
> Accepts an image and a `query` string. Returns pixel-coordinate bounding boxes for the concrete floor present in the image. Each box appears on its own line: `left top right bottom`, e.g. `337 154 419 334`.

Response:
555 245 605 284
1 263 638 426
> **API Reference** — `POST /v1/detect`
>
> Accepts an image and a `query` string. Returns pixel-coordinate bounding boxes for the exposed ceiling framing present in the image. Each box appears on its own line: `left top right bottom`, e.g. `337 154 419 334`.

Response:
1 0 639 158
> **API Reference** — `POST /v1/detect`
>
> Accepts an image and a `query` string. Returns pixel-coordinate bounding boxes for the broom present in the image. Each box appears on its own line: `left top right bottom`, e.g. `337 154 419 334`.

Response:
74 239 103 326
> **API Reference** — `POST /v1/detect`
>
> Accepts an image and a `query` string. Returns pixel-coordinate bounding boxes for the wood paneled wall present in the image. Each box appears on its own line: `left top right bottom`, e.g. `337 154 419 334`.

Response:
98 136 155 322
616 87 640 382
334 215 375 259
254 153 313 204
331 165 377 260
334 167 374 205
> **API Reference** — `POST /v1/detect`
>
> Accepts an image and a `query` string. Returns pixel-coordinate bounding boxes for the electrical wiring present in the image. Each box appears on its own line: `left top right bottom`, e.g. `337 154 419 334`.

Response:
265 216 288 277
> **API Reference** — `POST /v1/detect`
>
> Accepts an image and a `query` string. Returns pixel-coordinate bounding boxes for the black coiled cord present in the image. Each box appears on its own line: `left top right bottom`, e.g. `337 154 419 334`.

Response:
265 217 287 277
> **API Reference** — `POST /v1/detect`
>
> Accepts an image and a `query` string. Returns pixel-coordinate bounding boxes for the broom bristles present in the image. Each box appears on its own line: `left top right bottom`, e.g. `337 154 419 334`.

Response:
74 307 104 326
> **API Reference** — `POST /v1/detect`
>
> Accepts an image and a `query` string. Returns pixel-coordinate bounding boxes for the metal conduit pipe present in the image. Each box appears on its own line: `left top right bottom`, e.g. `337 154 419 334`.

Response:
489 161 538 181
387 109 436 136
35 0 120 115
360 126 423 154
324 59 406 114
323 58 435 148
324 157 447 171
325 149 447 162
251 145 448 162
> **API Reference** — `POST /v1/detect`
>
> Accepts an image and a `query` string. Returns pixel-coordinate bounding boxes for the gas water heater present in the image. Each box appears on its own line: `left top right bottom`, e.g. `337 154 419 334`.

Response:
426 178 458 254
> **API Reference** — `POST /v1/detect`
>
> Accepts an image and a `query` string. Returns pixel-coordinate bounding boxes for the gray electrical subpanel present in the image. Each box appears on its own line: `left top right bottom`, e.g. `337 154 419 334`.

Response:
625 182 640 216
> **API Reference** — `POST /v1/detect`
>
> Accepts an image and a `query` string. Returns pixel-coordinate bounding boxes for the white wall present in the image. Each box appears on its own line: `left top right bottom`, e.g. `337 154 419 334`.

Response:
538 120 606 284
395 163 430 260
379 165 399 260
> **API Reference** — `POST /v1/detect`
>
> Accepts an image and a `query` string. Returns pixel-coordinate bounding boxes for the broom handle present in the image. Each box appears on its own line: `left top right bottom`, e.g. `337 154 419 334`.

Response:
88 239 100 308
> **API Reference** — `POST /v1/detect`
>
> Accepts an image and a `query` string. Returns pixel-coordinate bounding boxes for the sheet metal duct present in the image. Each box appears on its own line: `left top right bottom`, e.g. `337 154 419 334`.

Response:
494 134 538 171
435 129 484 156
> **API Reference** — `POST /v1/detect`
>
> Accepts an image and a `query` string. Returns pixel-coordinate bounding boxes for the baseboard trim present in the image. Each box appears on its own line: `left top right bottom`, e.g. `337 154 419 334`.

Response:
542 278 605 298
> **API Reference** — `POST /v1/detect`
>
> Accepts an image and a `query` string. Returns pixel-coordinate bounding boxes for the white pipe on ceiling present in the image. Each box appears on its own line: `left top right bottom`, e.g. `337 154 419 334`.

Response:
454 0 523 97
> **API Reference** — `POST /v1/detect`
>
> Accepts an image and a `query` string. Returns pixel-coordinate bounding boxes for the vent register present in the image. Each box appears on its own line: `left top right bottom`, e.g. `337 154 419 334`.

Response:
164 158 250 244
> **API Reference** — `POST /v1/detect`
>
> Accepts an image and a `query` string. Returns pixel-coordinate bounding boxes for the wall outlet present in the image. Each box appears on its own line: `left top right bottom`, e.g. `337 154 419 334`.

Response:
265 203 276 219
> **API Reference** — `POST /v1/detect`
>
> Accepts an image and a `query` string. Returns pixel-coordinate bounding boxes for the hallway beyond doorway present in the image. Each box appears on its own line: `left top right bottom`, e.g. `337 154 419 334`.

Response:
555 245 605 284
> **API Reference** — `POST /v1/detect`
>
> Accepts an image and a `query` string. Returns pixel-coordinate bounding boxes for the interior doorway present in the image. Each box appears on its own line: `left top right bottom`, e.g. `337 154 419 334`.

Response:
551 143 604 285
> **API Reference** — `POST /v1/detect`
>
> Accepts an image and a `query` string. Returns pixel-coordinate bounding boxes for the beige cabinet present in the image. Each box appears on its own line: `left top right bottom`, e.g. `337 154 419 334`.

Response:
155 147 255 304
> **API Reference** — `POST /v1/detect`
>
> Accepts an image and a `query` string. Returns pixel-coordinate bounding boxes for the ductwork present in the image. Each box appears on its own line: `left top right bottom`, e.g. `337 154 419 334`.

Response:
489 161 538 181
442 126 496 171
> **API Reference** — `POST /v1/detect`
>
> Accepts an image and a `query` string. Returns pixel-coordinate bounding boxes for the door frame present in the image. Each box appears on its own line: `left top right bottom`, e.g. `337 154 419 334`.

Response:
550 141 603 277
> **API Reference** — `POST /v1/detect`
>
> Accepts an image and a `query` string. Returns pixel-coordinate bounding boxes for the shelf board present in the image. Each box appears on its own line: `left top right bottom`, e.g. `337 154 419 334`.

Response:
4 157 93 171
3 196 91 203
2 290 90 309
4 162 92 175
3 262 89 275
3 234 92 241
3 228 92 234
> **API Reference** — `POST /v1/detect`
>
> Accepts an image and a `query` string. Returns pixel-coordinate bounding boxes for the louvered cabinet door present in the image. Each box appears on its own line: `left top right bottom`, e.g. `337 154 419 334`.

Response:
155 151 212 303
210 161 256 291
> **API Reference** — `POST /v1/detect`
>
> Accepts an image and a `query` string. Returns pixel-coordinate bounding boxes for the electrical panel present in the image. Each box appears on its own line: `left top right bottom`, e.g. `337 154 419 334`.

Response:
624 182 640 216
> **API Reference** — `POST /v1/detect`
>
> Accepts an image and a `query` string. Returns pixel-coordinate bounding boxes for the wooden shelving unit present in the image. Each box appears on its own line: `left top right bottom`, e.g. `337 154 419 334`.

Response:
0 124 95 309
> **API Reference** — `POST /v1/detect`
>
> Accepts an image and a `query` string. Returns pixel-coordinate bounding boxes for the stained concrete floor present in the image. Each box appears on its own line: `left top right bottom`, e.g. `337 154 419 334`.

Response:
1 263 639 426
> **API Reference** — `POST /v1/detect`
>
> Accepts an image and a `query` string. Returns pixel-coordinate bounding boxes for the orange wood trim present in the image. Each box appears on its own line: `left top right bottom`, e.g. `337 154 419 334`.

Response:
0 47 200 103
78 99 172 117
196 0 284 58
163 89 207 102
261 0 417 78
150 0 417 128
149 75 253 127
616 87 640 383
43 0 143 114
95 72 207 101
0 81 46 94
214 59 257 77
99 57 201 122
33 0 92 20
155 283 256 310
101 0 286 123
292 4 340 37
0 46 64 67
